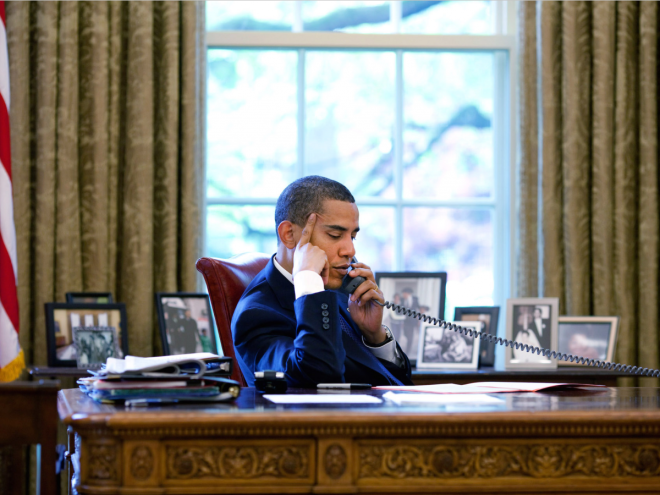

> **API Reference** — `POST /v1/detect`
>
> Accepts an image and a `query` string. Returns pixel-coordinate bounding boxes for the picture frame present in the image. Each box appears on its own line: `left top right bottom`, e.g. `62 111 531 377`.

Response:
557 316 619 366
375 271 447 366
45 303 128 368
65 292 114 304
72 326 120 370
155 293 221 356
505 297 559 370
417 321 480 370
453 306 500 367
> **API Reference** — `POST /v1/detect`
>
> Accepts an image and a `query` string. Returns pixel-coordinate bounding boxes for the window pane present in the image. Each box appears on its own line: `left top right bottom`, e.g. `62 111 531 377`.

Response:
302 1 391 33
206 205 277 259
354 206 395 273
402 208 493 319
401 1 493 35
206 1 293 31
207 50 297 199
305 51 395 198
403 52 494 200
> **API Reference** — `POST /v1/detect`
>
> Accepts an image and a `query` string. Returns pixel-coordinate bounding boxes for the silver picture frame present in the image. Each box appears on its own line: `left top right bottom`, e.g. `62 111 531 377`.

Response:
505 297 559 370
557 316 619 366
417 321 480 370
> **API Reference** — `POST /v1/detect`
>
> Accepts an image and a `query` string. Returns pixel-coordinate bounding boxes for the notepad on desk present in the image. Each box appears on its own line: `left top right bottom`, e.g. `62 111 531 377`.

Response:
375 382 606 394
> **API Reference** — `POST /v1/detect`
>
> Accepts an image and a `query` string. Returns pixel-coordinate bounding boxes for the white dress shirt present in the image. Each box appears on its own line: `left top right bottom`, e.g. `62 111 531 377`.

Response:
273 258 402 365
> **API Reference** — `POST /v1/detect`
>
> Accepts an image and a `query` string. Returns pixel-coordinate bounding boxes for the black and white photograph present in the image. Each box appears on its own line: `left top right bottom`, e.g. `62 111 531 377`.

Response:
454 306 500 367
557 316 619 366
156 293 221 356
375 272 447 365
505 297 559 370
417 321 480 370
65 292 114 304
45 303 129 367
73 326 120 369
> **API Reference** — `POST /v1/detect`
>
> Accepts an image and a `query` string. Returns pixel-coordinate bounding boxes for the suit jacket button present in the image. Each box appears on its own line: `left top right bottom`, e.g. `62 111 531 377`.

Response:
322 310 329 316
323 317 330 323
323 323 330 330
321 303 328 310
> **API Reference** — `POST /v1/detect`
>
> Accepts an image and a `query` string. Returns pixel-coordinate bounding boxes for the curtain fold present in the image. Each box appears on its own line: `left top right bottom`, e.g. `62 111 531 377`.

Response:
6 1 205 365
518 1 659 384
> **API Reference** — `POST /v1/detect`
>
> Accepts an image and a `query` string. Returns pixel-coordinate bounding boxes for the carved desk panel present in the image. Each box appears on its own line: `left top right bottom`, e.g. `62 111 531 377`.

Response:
59 387 660 495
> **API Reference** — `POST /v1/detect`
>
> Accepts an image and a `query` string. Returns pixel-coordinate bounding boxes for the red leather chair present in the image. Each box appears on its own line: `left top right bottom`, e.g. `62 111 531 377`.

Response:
196 253 270 386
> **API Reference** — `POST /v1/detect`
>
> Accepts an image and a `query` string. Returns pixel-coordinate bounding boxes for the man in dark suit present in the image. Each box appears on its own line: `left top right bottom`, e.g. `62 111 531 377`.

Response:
530 306 550 349
232 176 413 387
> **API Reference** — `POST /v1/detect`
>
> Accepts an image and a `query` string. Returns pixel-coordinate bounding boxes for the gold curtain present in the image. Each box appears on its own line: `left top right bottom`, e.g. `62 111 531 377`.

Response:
518 1 659 384
6 1 206 365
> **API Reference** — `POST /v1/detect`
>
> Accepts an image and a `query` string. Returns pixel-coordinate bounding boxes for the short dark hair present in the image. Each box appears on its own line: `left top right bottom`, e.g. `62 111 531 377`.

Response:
275 176 355 241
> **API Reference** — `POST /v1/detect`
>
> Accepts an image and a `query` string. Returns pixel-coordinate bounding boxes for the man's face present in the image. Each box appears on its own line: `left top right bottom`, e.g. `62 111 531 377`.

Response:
534 309 542 319
302 199 359 290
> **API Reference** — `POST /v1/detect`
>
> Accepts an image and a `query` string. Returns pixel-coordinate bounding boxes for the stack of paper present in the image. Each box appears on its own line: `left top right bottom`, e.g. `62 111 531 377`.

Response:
78 353 240 404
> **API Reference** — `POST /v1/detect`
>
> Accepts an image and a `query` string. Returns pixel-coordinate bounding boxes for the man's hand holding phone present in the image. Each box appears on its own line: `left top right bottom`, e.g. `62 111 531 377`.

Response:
346 261 387 345
292 213 329 286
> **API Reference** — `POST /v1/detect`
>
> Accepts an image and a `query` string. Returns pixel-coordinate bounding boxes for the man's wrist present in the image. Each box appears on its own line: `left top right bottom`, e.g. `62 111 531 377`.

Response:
363 324 393 347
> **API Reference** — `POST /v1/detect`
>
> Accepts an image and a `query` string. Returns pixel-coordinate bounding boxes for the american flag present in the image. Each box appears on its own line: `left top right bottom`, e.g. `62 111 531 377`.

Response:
0 0 23 381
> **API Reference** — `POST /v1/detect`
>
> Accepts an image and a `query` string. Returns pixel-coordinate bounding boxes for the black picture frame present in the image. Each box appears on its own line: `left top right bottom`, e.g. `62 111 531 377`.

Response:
155 292 221 356
65 292 114 304
45 302 128 368
453 306 500 367
374 271 447 366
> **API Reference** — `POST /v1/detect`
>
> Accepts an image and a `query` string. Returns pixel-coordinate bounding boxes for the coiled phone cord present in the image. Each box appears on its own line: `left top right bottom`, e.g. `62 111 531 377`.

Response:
374 300 660 377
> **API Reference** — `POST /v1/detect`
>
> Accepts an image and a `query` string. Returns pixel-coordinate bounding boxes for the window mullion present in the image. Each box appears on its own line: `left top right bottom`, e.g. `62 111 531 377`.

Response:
293 2 303 32
297 48 305 178
390 1 402 33
395 49 404 271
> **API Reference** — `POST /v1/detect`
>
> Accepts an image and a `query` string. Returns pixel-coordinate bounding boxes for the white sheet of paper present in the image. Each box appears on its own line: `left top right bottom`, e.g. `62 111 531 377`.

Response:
382 391 504 405
263 394 383 404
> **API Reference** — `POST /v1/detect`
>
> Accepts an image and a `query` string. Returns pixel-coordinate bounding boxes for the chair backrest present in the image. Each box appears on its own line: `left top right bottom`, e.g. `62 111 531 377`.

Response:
196 253 270 386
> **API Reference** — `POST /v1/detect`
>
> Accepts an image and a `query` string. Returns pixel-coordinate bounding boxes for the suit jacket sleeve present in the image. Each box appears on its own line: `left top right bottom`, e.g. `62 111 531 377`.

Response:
233 290 347 387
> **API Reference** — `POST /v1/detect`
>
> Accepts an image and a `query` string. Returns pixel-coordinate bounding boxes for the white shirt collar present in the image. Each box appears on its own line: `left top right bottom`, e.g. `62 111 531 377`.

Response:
273 257 293 284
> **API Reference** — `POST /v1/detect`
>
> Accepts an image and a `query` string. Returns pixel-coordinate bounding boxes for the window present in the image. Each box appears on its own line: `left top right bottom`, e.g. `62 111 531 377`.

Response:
205 1 515 318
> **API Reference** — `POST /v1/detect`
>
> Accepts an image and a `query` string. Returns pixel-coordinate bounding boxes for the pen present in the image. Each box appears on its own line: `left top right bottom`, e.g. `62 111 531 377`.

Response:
317 383 372 390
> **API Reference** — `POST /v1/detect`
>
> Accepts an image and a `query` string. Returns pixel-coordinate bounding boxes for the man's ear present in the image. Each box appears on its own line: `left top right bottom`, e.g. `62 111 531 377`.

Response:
277 221 298 249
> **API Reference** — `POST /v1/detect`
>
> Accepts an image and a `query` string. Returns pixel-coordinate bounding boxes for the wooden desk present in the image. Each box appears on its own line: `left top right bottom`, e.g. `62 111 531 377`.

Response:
59 386 660 494
0 380 60 495
412 367 627 386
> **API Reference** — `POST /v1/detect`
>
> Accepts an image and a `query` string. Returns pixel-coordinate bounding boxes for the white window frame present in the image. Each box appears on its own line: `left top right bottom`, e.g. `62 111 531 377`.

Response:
204 1 517 315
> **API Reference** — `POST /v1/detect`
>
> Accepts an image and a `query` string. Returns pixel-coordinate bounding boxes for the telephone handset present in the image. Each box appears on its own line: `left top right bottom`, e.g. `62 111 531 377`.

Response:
339 257 367 295
341 261 660 377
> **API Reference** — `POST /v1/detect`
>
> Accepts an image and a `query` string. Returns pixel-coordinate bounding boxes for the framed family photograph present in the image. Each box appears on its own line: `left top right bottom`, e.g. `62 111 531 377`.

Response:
375 272 447 366
505 298 559 370
557 316 619 366
45 303 128 368
156 293 221 356
65 292 114 304
73 326 120 369
417 321 480 370
454 306 500 367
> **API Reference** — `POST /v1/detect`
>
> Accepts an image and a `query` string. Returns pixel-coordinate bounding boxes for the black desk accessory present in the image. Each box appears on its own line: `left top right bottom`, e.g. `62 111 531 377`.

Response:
255 370 288 394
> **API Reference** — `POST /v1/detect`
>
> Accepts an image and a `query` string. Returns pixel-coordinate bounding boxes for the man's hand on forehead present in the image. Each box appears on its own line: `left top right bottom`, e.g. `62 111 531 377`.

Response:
292 213 329 285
